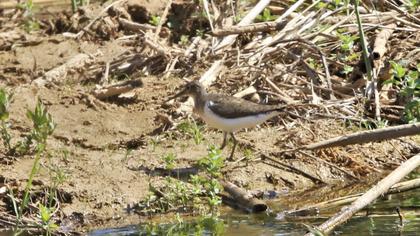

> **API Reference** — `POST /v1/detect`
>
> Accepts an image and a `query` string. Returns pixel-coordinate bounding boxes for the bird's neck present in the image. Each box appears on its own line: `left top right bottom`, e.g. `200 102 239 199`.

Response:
192 92 207 115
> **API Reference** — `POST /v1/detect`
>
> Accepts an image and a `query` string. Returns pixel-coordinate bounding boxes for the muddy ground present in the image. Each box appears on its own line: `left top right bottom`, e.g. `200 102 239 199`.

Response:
0 0 419 233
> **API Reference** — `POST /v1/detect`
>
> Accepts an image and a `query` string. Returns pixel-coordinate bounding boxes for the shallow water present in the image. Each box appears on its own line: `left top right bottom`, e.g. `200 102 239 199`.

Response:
89 188 420 236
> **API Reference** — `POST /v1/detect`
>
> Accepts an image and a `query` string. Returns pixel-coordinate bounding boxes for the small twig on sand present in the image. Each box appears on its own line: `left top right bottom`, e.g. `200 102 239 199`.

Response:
297 150 359 180
304 153 420 236
92 79 143 100
262 153 326 184
143 36 171 57
119 18 156 33
264 77 295 104
100 61 110 85
220 180 267 213
303 123 420 150
75 0 127 39
212 20 287 36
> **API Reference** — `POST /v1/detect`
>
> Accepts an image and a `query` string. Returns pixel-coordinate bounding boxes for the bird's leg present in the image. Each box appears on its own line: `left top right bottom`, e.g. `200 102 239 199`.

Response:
220 132 227 150
228 133 237 161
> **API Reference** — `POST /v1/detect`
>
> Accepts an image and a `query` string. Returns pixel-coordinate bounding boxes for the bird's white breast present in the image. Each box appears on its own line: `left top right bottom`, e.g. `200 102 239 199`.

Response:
200 101 279 132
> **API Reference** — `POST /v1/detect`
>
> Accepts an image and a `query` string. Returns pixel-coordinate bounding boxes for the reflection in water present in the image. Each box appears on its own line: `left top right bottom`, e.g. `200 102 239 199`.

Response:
89 188 420 235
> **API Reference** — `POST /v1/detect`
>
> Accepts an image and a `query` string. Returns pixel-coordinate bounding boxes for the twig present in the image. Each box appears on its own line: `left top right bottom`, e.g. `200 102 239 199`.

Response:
119 18 156 33
154 0 172 42
75 0 127 39
262 153 326 184
202 0 215 32
385 0 420 25
264 77 295 104
101 61 110 85
213 0 271 52
303 123 420 150
297 150 359 180
304 153 420 235
211 20 288 36
143 36 171 57
92 79 143 100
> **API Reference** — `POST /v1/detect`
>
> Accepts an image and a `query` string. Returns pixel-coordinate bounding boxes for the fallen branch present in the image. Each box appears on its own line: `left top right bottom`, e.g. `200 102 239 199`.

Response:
33 53 97 86
304 153 420 235
92 79 143 100
212 20 287 36
220 180 267 213
303 123 420 150
119 18 156 33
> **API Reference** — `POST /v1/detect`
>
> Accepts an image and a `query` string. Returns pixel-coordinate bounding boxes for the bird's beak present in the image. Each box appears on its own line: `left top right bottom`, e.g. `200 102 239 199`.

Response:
165 88 187 103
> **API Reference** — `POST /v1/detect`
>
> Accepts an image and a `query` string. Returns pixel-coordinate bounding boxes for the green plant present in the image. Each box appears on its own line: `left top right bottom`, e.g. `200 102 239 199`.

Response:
256 8 276 22
337 33 358 52
162 153 176 170
177 120 204 145
385 61 420 122
342 65 353 76
19 100 56 223
138 148 224 216
197 146 224 178
17 0 40 32
179 35 189 46
243 148 254 160
406 0 420 12
0 88 12 151
38 203 58 235
71 0 88 13
149 15 161 26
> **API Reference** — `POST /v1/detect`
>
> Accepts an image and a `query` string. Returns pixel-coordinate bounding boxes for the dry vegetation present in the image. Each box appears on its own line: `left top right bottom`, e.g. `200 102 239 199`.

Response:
0 0 419 234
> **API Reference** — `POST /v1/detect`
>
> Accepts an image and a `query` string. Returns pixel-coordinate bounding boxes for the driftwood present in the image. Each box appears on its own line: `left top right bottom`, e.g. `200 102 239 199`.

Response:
220 180 267 213
33 53 97 86
303 123 420 150
92 79 142 100
372 23 396 60
304 153 420 236
212 20 287 36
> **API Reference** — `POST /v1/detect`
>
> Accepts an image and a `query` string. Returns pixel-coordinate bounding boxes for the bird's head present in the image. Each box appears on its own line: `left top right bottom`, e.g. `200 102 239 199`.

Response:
166 81 205 102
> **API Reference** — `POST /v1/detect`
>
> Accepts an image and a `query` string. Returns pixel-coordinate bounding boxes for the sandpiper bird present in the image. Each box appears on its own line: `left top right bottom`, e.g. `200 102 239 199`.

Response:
167 81 286 160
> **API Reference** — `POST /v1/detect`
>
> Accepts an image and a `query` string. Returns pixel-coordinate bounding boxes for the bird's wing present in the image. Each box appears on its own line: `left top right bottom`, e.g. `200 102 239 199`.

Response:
206 94 281 119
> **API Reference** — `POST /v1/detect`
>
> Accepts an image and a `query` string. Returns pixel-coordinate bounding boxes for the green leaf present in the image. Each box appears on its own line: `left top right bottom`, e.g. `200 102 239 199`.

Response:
390 61 406 78
39 203 51 223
